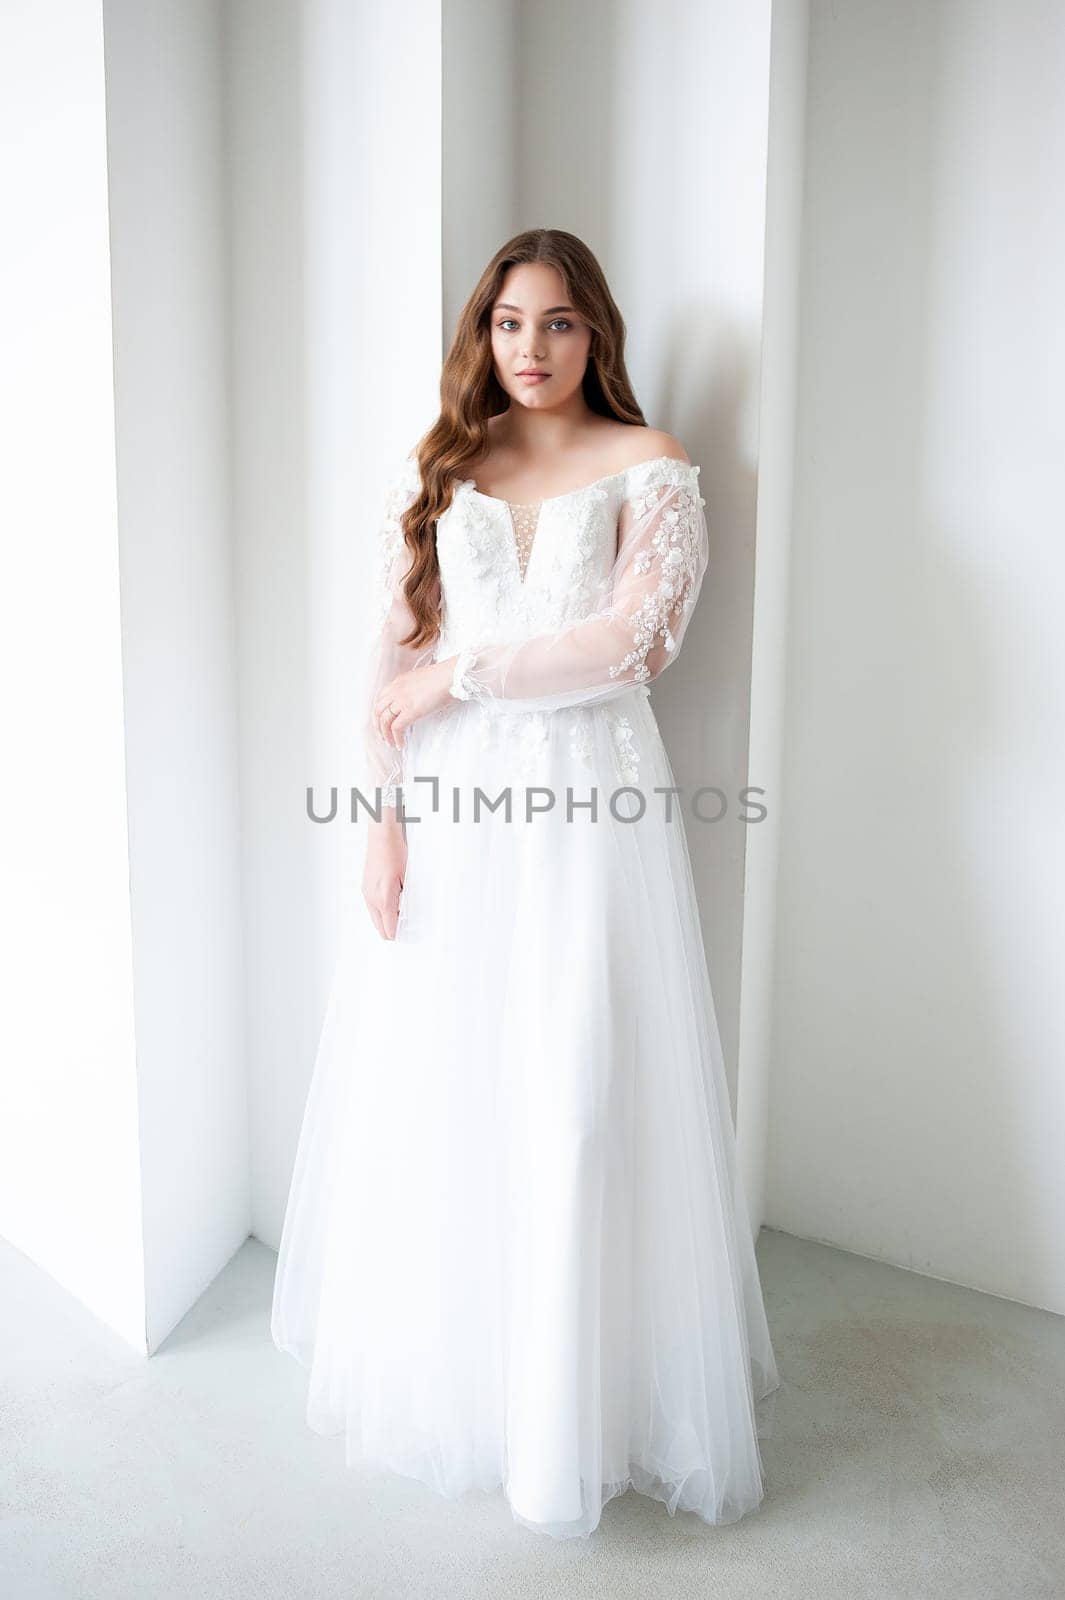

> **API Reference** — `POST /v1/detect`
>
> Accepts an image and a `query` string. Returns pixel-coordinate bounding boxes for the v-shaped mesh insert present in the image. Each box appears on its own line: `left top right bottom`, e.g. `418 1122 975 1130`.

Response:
506 501 543 583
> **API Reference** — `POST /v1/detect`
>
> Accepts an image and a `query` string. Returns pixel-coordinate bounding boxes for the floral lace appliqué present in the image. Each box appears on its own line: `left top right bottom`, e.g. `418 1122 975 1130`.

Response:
467 702 551 786
374 460 420 624
609 472 705 685
605 710 641 786
568 708 594 768
515 712 551 784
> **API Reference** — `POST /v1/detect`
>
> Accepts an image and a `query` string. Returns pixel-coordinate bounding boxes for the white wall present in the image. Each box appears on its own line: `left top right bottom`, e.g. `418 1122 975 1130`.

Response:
737 0 809 1228
767 0 1065 1314
1 0 253 1356
103 0 249 1353
0 1 144 1349
443 0 517 332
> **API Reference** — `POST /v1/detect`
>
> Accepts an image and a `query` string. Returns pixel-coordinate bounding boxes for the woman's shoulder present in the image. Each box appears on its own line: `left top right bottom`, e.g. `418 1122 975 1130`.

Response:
606 428 700 503
609 425 691 472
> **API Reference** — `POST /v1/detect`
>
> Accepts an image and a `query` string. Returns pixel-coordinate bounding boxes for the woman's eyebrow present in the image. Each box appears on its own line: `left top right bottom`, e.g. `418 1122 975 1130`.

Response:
493 303 575 315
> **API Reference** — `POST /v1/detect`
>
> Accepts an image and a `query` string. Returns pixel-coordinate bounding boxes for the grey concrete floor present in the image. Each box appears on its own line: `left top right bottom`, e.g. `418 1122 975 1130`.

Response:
2 1227 1062 1599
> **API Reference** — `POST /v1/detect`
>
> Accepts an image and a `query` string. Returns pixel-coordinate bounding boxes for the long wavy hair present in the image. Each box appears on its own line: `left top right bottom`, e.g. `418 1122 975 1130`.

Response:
396 228 647 649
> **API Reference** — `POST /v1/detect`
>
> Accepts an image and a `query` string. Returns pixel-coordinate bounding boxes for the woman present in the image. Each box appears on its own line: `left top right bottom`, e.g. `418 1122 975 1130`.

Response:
271 228 780 1540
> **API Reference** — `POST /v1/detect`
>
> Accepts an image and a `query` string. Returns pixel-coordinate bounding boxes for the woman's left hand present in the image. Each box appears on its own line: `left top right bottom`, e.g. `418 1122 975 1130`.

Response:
373 658 457 749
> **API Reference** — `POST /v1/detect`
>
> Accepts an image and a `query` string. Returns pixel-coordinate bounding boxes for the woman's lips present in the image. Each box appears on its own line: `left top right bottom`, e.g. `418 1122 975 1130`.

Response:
517 372 550 385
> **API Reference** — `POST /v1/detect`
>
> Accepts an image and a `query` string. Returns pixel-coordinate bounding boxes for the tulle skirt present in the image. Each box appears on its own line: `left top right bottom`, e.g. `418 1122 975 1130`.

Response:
271 683 780 1539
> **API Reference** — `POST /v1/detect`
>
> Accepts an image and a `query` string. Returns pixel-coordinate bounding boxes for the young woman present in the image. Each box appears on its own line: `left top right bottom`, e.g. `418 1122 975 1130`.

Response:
271 229 780 1540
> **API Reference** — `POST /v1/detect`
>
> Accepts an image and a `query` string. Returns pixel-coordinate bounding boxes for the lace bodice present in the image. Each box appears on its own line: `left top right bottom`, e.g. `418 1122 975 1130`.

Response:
364 451 709 804
437 473 633 655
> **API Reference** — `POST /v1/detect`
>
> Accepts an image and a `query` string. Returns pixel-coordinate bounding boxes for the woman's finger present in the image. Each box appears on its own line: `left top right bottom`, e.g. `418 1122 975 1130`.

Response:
364 894 384 940
380 881 402 939
375 702 399 744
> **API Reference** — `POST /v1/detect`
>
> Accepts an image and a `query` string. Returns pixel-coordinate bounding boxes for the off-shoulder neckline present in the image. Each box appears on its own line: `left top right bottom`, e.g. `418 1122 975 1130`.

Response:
458 453 699 509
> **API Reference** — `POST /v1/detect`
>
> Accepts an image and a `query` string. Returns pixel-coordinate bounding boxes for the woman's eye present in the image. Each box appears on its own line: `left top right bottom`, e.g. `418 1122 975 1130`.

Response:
497 319 573 333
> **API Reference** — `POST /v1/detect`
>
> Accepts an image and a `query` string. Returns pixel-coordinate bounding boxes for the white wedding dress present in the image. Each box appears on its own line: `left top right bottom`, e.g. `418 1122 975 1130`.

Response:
271 450 780 1539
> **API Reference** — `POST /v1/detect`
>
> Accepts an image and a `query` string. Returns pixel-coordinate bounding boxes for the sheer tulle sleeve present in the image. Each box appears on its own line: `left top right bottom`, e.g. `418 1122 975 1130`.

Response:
448 458 708 713
362 454 436 807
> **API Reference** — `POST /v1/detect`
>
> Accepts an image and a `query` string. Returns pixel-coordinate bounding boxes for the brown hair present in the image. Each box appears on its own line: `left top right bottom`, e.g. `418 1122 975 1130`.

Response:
396 228 647 648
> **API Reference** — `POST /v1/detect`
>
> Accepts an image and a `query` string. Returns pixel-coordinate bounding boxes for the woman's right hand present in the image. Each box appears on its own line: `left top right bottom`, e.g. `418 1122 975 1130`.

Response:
362 814 408 940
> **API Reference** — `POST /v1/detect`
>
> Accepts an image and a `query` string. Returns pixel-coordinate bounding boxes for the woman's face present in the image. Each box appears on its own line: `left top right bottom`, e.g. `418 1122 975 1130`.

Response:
489 263 592 411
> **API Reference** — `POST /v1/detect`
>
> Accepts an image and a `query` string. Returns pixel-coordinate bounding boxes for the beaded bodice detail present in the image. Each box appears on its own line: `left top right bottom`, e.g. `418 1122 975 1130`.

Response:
505 502 543 585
